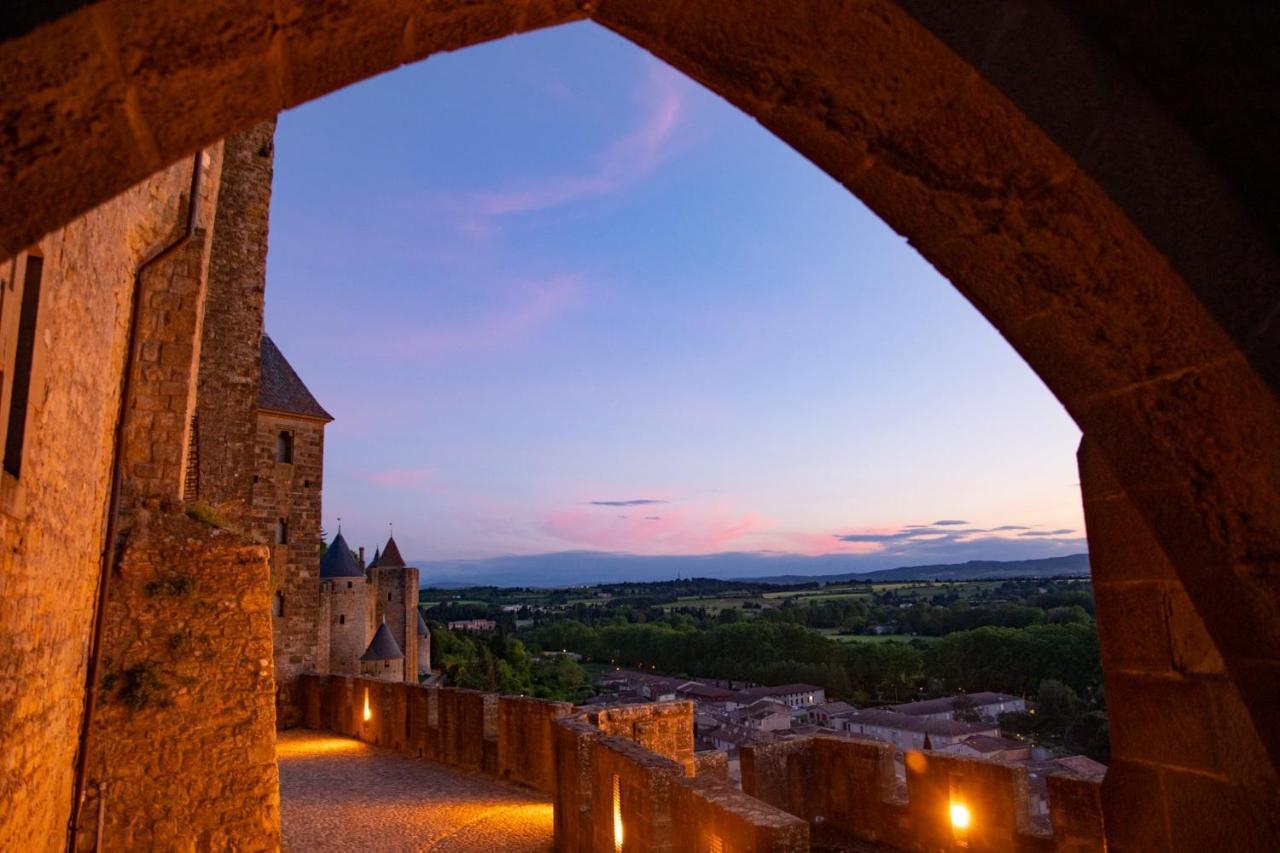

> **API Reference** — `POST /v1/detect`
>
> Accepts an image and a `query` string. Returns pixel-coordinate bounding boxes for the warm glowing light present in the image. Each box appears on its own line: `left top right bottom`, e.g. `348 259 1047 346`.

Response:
612 773 624 852
950 802 972 830
362 688 372 722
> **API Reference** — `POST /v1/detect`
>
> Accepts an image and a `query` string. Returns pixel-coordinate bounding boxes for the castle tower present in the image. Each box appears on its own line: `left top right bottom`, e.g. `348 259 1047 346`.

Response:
252 335 333 725
360 617 405 682
319 532 368 676
416 610 432 678
369 534 419 682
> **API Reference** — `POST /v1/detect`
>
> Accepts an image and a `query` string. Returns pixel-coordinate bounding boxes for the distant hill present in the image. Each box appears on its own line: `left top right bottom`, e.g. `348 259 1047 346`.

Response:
413 550 1090 588
745 554 1090 585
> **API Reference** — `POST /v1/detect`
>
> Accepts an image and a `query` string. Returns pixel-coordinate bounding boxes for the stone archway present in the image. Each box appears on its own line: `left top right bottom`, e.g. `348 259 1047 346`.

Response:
3 1 1279 849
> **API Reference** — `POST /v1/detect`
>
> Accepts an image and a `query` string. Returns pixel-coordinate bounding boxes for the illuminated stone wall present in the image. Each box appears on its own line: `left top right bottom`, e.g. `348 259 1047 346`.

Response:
742 735 1104 851
0 151 223 851
78 512 279 851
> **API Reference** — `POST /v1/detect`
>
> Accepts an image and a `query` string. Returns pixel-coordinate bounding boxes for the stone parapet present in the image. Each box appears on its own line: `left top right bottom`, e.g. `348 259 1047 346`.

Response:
297 675 1098 851
298 676 806 851
742 735 1104 852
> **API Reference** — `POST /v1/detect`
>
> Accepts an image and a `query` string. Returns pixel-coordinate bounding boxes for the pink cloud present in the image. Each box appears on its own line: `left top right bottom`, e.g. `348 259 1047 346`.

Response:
386 274 582 358
359 467 432 488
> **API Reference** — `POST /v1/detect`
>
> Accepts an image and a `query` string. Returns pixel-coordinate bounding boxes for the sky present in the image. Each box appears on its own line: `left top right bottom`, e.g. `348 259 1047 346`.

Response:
265 21 1086 577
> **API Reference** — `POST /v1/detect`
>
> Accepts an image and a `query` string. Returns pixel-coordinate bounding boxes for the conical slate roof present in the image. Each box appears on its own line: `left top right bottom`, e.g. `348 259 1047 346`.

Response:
258 335 332 421
378 536 406 568
417 610 429 637
361 618 405 661
367 546 381 569
319 532 363 579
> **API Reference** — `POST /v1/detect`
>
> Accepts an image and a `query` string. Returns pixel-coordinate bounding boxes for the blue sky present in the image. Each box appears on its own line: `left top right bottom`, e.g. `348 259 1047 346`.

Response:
265 21 1085 570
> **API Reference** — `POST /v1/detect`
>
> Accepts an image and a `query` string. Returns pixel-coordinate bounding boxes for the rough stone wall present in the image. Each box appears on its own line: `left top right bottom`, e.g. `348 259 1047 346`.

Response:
79 511 279 851
252 410 324 724
553 716 600 852
193 121 275 517
372 565 419 681
498 696 574 793
418 632 431 677
1080 438 1280 851
324 577 369 676
669 776 808 853
118 146 224 510
0 153 223 851
741 735 1104 852
589 701 695 773
591 736 684 853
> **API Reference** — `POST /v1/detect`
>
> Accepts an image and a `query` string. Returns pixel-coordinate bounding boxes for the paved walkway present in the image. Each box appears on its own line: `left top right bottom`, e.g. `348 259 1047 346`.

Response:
277 731 554 852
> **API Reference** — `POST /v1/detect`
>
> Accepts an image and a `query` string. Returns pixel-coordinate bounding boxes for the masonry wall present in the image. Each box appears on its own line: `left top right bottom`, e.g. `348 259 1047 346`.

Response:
1079 438 1280 851
0 154 224 851
588 700 696 773
79 511 279 850
298 675 808 852
372 565 419 681
741 735 1103 852
192 121 275 517
253 410 325 724
324 577 370 676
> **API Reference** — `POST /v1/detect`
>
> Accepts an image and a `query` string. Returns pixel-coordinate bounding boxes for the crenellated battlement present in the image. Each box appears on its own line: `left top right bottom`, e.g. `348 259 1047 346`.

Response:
298 675 1103 851
743 735 1104 852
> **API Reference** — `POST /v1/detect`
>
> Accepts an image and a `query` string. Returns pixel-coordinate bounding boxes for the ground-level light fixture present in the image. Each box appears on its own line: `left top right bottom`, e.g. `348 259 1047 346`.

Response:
612 773 624 852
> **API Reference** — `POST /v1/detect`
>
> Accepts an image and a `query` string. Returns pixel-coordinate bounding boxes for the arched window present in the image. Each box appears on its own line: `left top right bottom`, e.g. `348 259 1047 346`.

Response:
272 590 284 617
276 430 293 463
275 518 288 545
387 592 392 602
347 581 352 589
339 614 345 625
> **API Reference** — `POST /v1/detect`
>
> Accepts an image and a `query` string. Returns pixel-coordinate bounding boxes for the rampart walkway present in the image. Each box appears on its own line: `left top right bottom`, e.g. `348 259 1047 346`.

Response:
277 731 554 852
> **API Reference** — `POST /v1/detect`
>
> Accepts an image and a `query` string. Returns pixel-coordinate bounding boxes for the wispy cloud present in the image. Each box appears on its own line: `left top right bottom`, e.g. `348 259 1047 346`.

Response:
460 62 686 221
589 499 667 507
833 520 1082 555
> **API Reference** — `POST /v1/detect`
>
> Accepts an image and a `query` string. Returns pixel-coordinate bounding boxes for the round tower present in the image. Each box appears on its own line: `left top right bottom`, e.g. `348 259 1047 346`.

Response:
318 532 368 676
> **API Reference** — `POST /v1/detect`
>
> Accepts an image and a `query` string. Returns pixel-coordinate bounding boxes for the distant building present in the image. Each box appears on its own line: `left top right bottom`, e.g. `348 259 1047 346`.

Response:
675 681 738 708
809 701 858 725
735 683 825 709
886 692 1025 722
938 734 1033 762
737 699 794 732
447 618 497 633
840 708 999 751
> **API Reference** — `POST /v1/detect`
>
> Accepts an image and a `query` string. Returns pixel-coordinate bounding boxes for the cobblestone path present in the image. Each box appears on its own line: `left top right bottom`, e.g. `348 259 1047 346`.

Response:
277 731 554 852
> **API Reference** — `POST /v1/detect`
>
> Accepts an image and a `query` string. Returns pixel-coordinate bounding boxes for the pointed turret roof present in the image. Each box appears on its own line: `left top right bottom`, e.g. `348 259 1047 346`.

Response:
319 532 363 579
417 610 429 637
367 546 382 569
378 536 406 568
361 618 405 661
258 335 333 422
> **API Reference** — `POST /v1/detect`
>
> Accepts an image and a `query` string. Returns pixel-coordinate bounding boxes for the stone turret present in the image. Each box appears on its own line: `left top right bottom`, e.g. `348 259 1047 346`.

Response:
360 617 404 682
369 534 419 681
320 533 368 676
